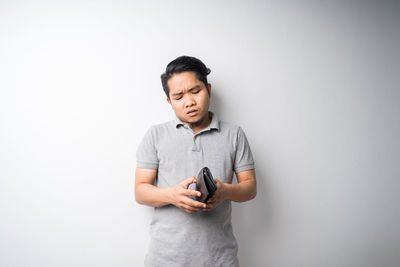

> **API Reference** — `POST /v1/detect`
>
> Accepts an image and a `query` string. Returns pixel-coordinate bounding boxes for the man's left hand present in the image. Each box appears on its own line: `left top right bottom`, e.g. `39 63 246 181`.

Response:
204 178 226 211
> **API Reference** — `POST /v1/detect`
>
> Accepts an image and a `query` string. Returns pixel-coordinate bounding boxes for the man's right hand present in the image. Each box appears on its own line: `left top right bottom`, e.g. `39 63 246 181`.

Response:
169 176 206 213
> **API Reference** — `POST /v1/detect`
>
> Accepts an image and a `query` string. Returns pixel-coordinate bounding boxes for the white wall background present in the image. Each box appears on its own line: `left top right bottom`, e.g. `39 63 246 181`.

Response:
1 1 399 266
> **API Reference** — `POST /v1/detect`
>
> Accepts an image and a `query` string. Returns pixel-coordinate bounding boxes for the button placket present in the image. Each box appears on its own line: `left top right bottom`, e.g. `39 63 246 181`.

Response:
192 135 199 151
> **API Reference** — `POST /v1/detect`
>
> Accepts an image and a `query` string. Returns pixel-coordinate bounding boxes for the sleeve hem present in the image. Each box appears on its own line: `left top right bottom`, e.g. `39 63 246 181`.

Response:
136 161 159 170
234 163 255 173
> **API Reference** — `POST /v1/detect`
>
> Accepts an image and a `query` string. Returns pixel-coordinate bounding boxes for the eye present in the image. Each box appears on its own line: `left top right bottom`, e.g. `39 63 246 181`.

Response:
174 96 182 100
192 89 201 94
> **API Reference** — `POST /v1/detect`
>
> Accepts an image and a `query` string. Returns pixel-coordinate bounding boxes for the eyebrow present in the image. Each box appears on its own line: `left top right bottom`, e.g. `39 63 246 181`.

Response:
171 85 201 97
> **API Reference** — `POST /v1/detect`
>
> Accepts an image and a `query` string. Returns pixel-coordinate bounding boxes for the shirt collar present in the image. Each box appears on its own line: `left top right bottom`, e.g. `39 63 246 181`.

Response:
174 111 220 131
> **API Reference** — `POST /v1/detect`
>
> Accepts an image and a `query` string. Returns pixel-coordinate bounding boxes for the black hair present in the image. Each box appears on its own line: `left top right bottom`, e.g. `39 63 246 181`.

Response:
161 56 211 98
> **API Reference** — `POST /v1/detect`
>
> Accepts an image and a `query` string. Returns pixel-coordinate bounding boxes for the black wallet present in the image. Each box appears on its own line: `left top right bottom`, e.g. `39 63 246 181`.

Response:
194 167 217 203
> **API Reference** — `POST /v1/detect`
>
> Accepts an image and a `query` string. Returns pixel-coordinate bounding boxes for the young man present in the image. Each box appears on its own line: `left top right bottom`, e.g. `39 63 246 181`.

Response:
135 56 256 266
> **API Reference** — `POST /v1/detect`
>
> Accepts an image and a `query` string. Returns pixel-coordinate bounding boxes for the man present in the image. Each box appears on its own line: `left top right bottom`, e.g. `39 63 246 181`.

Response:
135 56 256 267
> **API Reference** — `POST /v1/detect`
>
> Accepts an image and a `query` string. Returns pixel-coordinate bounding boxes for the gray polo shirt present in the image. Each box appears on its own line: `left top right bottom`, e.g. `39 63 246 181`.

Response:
136 112 255 267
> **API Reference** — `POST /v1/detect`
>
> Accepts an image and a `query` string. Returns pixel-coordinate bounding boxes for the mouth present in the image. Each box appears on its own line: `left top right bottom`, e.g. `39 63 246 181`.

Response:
187 109 199 117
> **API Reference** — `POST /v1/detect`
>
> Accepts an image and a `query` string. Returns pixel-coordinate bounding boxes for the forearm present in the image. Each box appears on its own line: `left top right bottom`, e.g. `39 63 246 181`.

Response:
135 183 172 207
223 179 256 202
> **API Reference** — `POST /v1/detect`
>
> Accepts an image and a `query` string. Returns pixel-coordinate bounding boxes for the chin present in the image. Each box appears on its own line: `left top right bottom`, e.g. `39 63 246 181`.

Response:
183 115 200 123
186 117 200 124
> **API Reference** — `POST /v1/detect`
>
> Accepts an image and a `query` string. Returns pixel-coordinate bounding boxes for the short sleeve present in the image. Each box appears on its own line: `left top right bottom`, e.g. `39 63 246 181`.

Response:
233 127 255 173
136 127 159 170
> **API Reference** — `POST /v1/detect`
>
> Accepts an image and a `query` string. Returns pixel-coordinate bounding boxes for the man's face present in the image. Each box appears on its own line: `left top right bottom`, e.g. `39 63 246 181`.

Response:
167 71 211 126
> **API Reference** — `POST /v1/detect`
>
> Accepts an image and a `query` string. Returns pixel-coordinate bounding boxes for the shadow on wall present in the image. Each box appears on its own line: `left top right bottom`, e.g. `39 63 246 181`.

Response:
208 83 223 117
210 86 275 266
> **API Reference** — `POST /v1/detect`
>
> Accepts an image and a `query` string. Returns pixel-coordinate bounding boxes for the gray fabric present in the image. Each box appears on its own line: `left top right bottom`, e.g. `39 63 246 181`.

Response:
136 112 255 267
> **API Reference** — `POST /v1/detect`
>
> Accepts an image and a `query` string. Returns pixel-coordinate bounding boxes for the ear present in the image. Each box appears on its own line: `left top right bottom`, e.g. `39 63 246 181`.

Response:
207 83 212 97
166 97 171 105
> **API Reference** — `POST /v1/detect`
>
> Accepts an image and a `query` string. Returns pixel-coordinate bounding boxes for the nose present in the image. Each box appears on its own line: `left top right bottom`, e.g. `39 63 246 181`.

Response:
184 93 196 108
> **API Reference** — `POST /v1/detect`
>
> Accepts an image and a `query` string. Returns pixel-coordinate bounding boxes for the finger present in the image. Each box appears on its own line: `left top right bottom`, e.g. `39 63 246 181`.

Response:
204 204 213 211
180 203 198 213
180 204 196 212
200 206 211 212
185 189 202 197
181 176 197 188
183 208 196 214
184 198 207 209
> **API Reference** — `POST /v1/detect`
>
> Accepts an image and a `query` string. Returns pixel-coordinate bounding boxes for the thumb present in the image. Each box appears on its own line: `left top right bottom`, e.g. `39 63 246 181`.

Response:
181 176 197 188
